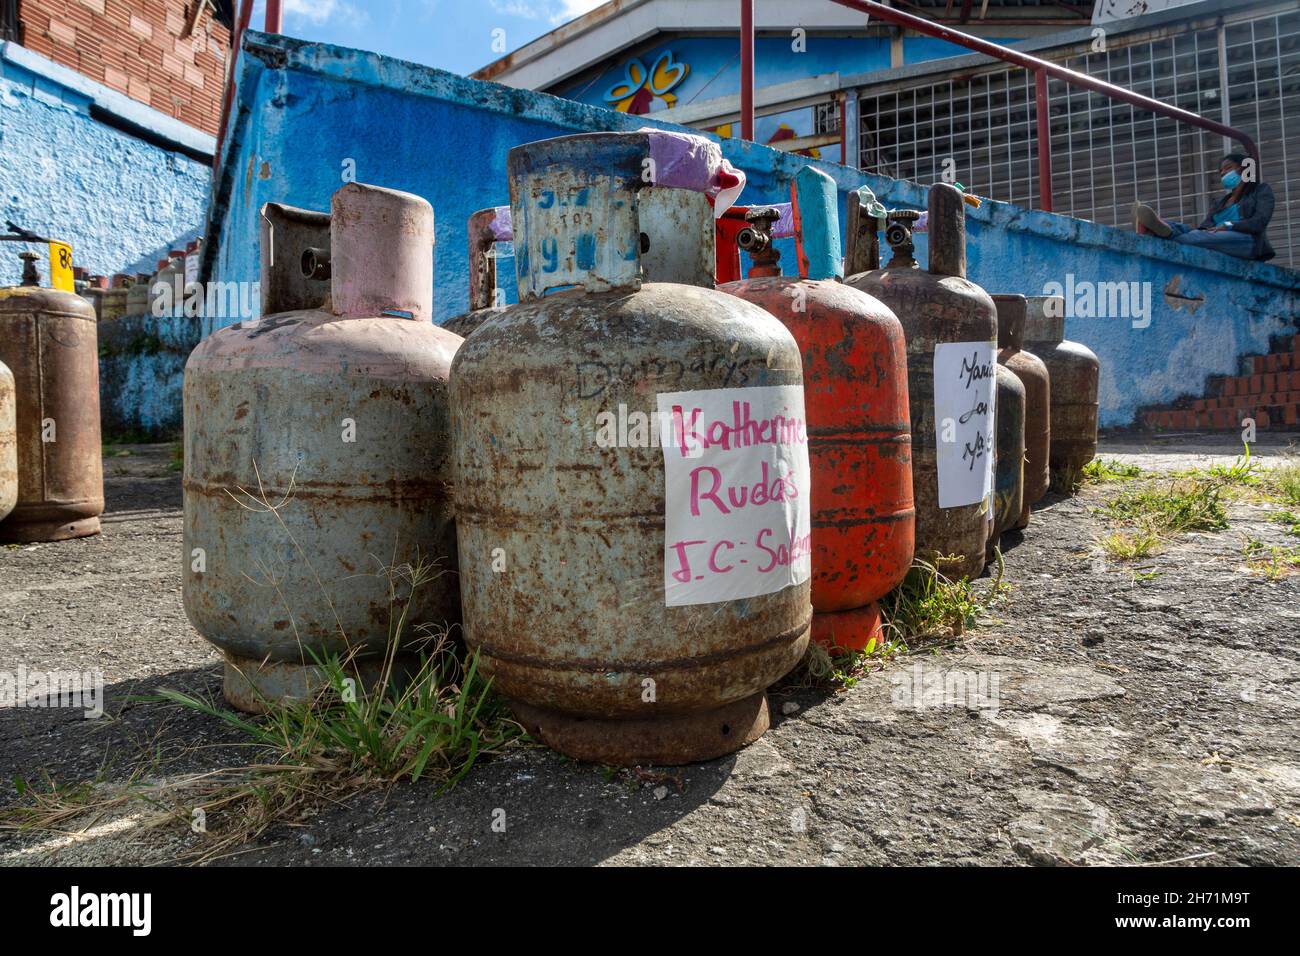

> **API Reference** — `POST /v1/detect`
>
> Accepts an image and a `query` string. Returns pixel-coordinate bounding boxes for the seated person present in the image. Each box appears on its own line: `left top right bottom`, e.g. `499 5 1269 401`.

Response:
1133 153 1276 262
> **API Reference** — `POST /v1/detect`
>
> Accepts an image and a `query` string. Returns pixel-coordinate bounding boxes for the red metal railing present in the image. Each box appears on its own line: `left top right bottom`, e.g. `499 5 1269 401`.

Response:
739 0 1261 213
829 0 1260 212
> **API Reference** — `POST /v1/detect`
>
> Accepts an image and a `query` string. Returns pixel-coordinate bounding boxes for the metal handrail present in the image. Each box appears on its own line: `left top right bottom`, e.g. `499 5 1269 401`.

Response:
826 0 1260 212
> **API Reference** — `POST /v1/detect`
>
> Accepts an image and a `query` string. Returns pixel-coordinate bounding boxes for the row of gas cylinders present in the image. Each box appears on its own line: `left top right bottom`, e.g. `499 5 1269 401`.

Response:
73 238 203 323
0 233 204 542
0 130 1099 768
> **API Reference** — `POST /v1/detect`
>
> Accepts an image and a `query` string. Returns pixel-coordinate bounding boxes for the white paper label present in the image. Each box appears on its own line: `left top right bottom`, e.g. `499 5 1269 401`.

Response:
184 253 199 286
933 341 997 508
657 385 812 607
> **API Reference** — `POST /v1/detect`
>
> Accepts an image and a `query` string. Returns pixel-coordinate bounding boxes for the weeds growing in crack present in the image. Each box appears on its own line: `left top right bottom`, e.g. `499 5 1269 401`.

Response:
1242 537 1300 579
780 557 1009 692
1099 475 1231 538
1082 458 1143 483
1099 528 1162 561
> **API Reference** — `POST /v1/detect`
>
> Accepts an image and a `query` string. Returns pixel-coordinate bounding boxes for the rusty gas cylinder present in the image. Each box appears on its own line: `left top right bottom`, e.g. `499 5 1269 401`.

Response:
1023 294 1099 483
846 183 997 579
451 131 811 766
98 275 132 323
989 364 1025 554
0 359 16 522
993 295 1050 527
719 166 912 653
0 253 104 542
443 205 511 339
183 183 463 713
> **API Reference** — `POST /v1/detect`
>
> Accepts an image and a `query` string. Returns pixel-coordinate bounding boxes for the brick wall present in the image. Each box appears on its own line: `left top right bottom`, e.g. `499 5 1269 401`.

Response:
17 0 231 135
1141 334 1300 432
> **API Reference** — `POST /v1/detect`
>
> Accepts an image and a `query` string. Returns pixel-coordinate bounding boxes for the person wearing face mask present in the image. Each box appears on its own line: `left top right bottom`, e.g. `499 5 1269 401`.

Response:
1132 152 1276 261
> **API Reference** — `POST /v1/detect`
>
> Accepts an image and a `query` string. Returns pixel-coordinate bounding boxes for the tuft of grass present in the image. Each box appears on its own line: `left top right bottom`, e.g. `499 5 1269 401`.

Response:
1083 458 1144 483
156 639 512 789
167 441 184 473
2 554 520 864
1101 478 1230 535
1273 460 1300 507
882 554 1009 644
1205 445 1261 486
781 556 1007 693
1268 510 1300 537
1242 537 1300 580
1099 529 1162 561
802 632 906 690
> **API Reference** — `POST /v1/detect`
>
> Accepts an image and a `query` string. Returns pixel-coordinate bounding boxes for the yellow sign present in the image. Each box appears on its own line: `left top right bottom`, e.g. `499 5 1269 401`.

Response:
48 241 74 292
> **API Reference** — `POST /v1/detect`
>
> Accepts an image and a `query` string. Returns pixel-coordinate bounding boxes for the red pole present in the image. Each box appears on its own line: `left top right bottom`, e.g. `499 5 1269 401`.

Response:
213 0 255 171
1035 69 1052 212
740 0 754 141
265 0 283 33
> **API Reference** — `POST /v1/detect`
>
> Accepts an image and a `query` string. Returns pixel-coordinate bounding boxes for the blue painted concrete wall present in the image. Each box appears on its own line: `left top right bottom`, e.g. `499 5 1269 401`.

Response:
98 312 201 439
0 44 211 287
206 32 1300 430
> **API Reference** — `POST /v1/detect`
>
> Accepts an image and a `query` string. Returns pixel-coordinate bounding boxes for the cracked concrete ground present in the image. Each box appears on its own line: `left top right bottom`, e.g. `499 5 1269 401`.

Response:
2 434 1299 866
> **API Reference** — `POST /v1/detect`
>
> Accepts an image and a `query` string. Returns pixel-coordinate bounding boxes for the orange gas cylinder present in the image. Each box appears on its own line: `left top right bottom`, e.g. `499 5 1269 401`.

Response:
719 166 913 652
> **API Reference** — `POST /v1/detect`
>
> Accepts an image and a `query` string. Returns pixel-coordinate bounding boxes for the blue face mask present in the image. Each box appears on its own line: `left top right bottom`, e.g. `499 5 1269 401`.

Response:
1222 170 1242 191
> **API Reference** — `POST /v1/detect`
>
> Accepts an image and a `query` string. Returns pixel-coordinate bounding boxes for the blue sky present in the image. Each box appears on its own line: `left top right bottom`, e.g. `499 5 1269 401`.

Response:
247 1 606 76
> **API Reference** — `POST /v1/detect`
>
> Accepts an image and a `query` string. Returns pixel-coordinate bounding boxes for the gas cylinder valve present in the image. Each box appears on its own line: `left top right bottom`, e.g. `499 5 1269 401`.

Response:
738 207 781 277
301 246 331 281
883 210 922 268
19 252 40 287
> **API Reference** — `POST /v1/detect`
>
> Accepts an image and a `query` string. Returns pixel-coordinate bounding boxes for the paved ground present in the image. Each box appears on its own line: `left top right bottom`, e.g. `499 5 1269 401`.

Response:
2 434 1299 866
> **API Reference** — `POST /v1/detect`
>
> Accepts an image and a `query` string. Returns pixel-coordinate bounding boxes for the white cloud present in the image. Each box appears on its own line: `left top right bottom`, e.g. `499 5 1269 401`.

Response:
283 0 369 27
550 1 607 24
487 0 607 24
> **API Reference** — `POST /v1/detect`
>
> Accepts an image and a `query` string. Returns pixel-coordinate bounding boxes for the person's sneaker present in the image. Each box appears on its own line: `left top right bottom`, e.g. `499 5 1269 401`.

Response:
1133 203 1173 238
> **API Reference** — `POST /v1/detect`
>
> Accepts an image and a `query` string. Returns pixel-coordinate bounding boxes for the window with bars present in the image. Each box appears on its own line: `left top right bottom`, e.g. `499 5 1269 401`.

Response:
859 8 1300 268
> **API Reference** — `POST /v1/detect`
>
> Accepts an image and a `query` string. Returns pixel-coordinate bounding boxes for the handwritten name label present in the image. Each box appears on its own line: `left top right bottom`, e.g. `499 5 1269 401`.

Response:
934 341 997 508
657 385 812 607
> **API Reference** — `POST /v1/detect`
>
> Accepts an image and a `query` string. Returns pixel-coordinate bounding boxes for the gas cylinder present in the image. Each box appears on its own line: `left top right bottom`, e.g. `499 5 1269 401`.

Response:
451 130 811 766
146 258 169 316
846 184 997 579
0 252 104 541
718 166 912 653
183 182 463 713
81 275 108 320
0 358 16 522
126 273 150 317
443 205 511 338
98 275 132 323
993 295 1050 527
989 364 1025 553
1023 294 1099 483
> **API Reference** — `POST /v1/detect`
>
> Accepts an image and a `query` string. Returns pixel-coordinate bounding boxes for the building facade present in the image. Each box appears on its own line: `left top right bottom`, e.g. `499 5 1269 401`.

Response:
478 0 1300 269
